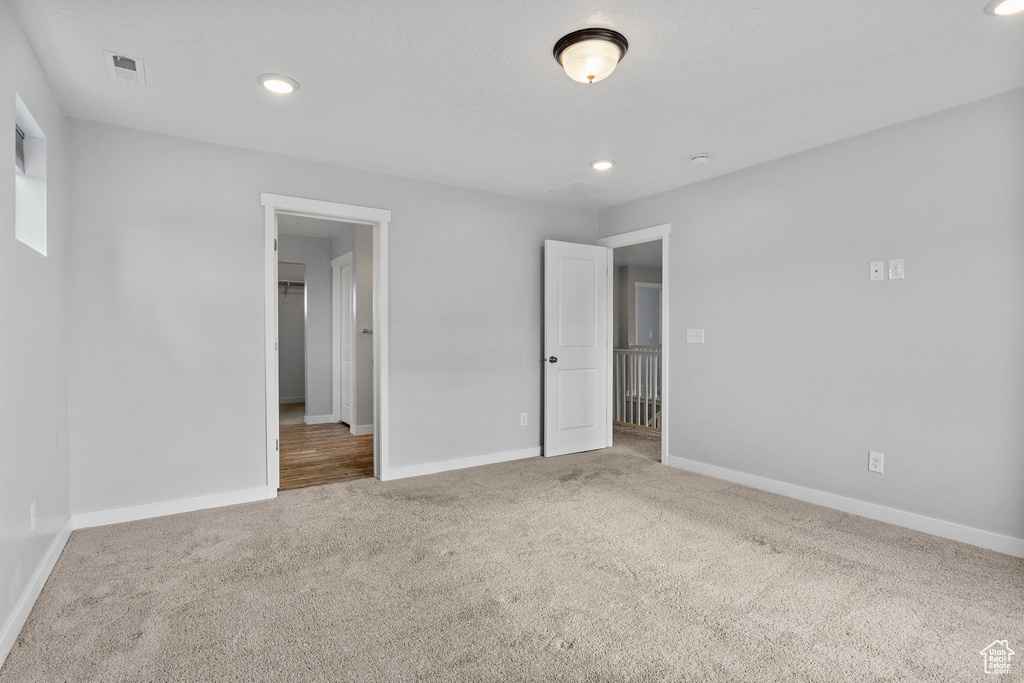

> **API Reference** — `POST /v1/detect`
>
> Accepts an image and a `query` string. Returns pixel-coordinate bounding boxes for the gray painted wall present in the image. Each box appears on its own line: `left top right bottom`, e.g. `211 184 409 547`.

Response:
331 231 354 260
635 285 661 346
626 266 661 346
613 264 662 347
329 223 373 428
353 227 374 428
599 89 1024 541
278 236 333 416
277 263 305 403
66 120 598 513
0 0 70 653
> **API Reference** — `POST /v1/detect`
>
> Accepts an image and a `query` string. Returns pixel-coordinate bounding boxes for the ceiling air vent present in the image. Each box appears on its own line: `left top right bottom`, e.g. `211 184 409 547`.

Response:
104 50 147 84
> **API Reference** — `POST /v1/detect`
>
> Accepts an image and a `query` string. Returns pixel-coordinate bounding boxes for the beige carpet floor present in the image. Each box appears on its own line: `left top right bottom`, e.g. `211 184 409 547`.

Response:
2 425 1022 682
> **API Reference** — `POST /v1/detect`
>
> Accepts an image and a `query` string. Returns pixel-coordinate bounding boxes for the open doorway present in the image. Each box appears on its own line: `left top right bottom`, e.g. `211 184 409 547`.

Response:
597 224 671 465
610 240 663 454
274 216 374 491
262 193 391 493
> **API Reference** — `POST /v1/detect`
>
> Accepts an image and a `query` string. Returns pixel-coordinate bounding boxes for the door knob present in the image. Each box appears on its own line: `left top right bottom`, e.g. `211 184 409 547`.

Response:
547 356 558 363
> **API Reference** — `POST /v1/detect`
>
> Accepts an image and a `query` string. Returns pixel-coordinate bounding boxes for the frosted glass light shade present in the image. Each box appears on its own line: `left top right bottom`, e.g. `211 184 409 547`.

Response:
257 73 300 94
553 29 628 84
559 39 623 84
985 0 1024 14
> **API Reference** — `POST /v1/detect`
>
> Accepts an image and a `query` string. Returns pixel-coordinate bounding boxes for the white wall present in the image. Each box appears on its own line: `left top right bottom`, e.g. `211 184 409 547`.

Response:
278 236 333 416
599 89 1024 543
0 0 70 661
66 120 598 513
276 263 305 403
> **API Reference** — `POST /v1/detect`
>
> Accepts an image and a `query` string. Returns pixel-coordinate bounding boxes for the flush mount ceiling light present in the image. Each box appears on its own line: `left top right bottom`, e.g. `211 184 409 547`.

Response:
591 159 615 170
985 0 1024 13
257 73 300 94
553 28 628 84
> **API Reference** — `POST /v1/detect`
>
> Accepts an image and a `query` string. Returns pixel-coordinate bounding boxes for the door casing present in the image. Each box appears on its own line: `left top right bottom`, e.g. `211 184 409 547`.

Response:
262 193 391 489
597 224 671 465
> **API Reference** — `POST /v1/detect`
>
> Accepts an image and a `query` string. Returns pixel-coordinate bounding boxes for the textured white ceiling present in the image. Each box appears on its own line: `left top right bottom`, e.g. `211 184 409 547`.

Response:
11 0 1024 208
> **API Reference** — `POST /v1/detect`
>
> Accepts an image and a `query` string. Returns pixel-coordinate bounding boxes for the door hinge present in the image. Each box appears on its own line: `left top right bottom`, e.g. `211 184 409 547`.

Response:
274 339 278 351
274 238 278 251
275 438 279 451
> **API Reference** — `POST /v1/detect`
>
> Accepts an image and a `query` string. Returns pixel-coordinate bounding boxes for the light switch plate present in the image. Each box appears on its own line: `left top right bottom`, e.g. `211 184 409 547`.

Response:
870 261 885 281
686 329 705 344
888 259 904 280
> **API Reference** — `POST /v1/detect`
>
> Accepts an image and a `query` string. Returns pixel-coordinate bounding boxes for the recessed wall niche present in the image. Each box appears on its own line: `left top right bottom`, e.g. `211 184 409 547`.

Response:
14 93 47 256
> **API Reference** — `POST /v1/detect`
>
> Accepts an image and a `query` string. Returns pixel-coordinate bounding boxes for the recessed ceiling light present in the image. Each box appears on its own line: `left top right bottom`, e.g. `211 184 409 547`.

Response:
554 29 628 84
591 159 615 170
985 0 1024 14
690 153 711 166
257 73 300 94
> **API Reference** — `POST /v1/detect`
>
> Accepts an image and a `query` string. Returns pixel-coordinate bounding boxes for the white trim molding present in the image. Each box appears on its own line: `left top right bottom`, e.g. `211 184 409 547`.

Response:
598 223 671 249
71 487 275 530
384 447 540 481
0 518 73 667
303 414 336 425
350 424 374 436
666 455 1024 558
261 193 391 482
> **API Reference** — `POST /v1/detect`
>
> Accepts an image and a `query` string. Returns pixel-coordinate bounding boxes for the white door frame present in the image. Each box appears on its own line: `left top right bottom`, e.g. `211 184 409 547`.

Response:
262 193 391 489
331 252 355 425
597 223 671 465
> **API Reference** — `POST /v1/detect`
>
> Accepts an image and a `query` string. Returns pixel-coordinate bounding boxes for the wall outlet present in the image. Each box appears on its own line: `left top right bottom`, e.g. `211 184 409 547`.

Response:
520 412 528 427
868 451 884 474
30 502 36 531
888 259 904 280
686 329 705 344
870 261 885 281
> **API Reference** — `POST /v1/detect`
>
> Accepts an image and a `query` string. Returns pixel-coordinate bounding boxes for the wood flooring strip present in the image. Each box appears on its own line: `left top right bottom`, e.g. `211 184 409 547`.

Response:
278 421 373 491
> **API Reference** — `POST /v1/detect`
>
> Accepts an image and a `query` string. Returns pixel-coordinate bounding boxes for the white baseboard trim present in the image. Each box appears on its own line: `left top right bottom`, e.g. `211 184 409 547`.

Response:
71 486 276 530
384 446 540 481
350 423 374 436
0 518 73 668
303 414 336 425
279 397 304 404
665 455 1024 558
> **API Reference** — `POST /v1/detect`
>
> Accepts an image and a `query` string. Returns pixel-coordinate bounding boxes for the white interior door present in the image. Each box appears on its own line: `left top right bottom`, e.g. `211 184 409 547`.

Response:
332 253 355 425
544 240 609 457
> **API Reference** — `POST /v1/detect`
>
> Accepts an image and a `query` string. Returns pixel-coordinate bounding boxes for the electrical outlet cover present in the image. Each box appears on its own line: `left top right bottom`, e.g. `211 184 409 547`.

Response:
888 259 904 280
868 451 884 473
870 261 885 281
